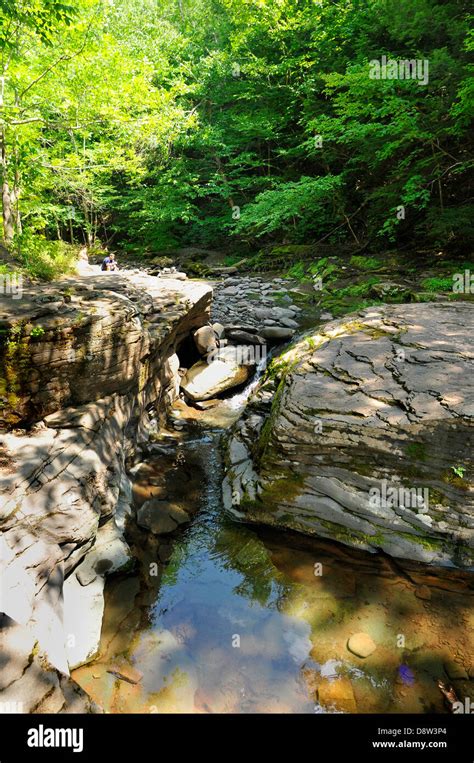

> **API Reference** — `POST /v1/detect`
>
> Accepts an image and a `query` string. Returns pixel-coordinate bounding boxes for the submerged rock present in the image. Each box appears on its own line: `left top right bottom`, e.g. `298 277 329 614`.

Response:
414 585 431 601
347 632 377 658
223 303 474 569
137 498 190 534
107 663 143 684
317 676 357 712
443 659 469 680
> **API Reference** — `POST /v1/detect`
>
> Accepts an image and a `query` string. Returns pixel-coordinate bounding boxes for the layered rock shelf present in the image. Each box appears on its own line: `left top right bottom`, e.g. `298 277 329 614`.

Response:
224 302 474 569
0 272 211 712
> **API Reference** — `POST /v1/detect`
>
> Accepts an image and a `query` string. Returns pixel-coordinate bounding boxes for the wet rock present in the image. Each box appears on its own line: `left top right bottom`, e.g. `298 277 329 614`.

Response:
138 507 177 534
415 585 432 601
317 676 357 712
137 498 190 535
107 664 143 685
444 659 469 680
347 632 377 658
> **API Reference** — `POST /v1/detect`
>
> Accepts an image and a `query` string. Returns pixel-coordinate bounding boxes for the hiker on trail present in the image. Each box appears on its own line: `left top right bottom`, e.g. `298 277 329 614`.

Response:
101 253 119 271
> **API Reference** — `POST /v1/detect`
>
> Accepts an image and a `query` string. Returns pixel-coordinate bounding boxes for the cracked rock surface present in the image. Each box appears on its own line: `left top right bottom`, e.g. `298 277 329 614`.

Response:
224 303 474 568
0 272 212 711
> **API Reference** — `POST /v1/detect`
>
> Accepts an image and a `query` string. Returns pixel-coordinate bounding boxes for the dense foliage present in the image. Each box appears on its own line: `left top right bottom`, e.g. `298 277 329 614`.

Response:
0 0 472 264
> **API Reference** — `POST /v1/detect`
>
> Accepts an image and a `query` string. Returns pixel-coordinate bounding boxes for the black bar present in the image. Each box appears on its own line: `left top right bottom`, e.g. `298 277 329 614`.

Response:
0 713 471 761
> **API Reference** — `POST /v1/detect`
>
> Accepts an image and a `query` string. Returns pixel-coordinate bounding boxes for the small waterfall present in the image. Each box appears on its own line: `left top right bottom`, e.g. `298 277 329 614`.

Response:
226 351 269 412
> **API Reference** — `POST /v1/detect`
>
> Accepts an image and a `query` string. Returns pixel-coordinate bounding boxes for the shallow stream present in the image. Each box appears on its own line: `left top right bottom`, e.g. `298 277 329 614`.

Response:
73 428 473 714
73 287 473 714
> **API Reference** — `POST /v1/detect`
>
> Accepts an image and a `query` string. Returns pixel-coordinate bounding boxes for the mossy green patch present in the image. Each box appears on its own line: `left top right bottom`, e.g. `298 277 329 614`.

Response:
285 261 306 279
392 530 445 552
420 276 454 292
405 442 427 461
441 470 470 491
349 255 383 271
259 471 305 506
316 518 378 548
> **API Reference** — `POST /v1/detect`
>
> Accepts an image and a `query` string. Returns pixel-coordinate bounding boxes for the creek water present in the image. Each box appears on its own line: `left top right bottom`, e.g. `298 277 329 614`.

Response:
73 432 473 714
72 362 473 714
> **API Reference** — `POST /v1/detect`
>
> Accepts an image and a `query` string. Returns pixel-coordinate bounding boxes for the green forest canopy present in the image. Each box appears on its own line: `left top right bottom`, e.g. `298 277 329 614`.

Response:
0 0 472 263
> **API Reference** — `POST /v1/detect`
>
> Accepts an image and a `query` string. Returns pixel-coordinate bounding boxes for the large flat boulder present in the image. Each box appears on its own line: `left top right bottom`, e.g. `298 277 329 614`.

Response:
224 303 474 569
181 346 253 401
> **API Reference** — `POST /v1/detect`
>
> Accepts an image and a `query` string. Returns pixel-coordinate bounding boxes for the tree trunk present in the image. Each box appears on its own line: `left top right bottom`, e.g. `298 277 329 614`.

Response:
0 129 14 245
12 145 22 234
2 181 14 245
0 76 14 246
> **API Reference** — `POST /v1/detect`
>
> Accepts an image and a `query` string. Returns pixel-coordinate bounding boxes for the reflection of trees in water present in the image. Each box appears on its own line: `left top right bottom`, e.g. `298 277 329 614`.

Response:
116 434 474 714
210 522 283 607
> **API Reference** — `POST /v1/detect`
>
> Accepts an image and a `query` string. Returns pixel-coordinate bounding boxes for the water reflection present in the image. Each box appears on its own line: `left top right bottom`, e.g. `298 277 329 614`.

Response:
72 433 474 714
